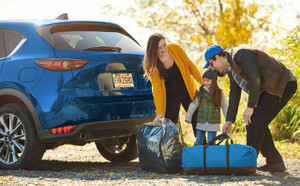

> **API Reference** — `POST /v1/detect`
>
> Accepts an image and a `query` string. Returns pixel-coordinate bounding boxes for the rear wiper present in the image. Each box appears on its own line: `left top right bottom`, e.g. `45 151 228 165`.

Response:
83 46 121 52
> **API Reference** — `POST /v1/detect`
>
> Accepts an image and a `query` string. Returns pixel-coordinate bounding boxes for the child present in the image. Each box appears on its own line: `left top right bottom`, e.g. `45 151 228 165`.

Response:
185 68 228 145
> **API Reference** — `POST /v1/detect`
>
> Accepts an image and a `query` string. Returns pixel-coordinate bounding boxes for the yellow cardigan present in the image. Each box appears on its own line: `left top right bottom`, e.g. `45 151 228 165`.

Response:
150 43 203 116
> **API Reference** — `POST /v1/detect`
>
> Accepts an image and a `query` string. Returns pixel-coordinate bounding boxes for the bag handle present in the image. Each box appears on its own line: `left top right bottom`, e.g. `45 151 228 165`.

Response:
206 133 233 146
203 133 232 173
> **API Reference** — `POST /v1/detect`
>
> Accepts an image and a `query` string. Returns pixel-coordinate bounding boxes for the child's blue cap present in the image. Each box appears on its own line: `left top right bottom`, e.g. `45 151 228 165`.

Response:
203 44 224 68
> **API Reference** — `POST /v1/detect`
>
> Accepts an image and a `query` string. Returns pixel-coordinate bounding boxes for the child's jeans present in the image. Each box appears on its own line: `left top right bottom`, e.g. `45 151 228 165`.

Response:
194 130 217 146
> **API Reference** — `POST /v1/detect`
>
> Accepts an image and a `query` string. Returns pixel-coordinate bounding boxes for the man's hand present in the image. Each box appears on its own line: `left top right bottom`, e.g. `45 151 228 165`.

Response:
153 115 164 124
243 107 254 125
223 121 232 133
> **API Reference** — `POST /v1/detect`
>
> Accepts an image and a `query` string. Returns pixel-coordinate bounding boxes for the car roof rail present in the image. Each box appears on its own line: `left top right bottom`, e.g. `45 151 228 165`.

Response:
55 13 68 20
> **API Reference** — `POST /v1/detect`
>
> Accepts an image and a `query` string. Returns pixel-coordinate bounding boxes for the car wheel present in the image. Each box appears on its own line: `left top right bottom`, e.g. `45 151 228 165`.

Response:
0 103 45 170
95 135 138 162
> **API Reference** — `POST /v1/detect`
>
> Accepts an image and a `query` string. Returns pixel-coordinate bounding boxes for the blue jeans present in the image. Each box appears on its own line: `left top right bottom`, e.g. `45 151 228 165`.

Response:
194 130 217 146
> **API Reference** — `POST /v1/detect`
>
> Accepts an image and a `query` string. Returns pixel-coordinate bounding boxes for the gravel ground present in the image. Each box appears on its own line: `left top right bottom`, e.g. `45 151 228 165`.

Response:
0 143 299 186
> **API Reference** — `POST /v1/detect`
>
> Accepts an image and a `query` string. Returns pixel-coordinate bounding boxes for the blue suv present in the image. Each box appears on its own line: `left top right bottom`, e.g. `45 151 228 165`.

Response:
0 14 155 169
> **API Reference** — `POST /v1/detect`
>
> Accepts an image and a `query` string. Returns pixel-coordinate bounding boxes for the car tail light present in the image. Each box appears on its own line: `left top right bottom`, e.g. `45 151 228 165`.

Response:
35 59 90 71
50 125 77 134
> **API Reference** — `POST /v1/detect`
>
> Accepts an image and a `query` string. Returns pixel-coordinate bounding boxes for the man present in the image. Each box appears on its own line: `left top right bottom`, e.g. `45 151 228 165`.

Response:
203 44 297 172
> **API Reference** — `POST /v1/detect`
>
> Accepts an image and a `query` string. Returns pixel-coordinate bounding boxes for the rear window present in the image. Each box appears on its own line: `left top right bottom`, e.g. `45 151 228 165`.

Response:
36 22 143 52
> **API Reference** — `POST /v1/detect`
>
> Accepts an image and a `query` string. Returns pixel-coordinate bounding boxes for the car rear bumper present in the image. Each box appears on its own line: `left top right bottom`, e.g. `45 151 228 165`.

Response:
37 117 154 144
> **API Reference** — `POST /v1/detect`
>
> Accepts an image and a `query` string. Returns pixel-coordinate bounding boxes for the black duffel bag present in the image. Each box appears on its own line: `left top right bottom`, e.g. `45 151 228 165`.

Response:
136 118 182 173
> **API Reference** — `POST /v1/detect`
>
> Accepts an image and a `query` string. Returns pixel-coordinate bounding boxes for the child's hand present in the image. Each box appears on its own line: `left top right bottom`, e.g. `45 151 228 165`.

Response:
185 120 191 124
222 121 232 133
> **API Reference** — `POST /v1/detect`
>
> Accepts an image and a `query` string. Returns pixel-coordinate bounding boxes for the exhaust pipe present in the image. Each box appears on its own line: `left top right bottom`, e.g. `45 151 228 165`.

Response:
79 131 87 140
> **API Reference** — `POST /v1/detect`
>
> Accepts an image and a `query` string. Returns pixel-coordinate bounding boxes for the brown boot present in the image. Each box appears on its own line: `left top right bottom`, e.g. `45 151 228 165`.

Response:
257 162 286 172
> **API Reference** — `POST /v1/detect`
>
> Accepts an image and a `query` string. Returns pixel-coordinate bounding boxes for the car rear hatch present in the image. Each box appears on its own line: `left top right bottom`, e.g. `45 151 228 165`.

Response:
35 22 155 124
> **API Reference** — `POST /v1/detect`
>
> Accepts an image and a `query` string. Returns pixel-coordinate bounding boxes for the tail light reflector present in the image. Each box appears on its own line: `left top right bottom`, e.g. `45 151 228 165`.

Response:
35 59 90 71
50 125 77 134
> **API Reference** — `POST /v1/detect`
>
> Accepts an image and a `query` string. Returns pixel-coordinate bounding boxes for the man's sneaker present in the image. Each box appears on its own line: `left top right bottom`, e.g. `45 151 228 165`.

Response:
257 162 286 172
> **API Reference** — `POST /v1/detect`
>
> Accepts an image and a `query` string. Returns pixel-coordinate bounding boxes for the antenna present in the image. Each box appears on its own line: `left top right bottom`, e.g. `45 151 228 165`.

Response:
55 13 68 20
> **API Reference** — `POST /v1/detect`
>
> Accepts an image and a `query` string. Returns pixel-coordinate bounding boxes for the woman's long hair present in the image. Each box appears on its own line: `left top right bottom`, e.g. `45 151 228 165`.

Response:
196 81 222 107
143 33 166 80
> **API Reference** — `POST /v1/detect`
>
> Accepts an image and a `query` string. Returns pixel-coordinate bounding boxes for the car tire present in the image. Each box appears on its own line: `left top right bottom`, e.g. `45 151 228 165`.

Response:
95 135 138 162
0 103 45 170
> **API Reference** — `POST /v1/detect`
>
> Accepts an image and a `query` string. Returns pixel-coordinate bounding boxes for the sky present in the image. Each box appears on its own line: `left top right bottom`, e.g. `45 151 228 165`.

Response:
0 0 150 46
1 0 300 48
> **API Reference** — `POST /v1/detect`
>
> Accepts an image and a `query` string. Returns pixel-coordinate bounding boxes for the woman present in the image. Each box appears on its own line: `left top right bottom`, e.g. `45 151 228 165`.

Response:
143 33 203 136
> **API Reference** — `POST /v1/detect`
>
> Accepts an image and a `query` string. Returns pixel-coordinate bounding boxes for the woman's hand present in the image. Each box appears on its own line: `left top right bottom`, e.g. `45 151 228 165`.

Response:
153 115 164 124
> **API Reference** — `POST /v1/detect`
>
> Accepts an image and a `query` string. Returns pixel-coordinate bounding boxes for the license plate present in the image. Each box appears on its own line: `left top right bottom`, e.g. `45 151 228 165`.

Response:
112 73 134 88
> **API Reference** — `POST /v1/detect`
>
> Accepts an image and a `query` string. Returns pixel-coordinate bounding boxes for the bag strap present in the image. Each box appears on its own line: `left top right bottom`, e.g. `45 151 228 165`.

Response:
225 138 231 174
207 133 233 145
203 133 232 173
203 144 208 172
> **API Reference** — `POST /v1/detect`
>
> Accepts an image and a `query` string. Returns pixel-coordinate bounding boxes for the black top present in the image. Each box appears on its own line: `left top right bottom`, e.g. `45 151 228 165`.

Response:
164 62 189 96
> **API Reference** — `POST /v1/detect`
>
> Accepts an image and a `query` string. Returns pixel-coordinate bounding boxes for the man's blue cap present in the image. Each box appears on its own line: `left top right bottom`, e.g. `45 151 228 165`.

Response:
203 44 224 68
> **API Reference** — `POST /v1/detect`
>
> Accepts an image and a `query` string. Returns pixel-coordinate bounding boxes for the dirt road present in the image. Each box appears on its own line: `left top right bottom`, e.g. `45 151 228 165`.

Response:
0 143 299 185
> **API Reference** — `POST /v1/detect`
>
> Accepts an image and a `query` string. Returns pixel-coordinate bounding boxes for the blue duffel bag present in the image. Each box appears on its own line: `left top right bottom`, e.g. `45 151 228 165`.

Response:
136 118 182 173
182 133 257 175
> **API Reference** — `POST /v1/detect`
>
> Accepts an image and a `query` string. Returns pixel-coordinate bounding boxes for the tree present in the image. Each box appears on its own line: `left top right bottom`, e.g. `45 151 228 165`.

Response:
213 0 270 48
268 25 300 141
111 0 270 62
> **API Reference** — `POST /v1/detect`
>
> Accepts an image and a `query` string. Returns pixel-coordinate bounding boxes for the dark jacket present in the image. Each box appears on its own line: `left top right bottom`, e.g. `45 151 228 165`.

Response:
226 48 291 122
